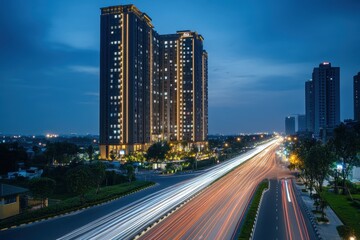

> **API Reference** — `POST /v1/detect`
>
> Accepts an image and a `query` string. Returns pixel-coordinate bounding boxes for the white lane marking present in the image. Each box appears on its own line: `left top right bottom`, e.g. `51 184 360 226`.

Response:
285 180 291 203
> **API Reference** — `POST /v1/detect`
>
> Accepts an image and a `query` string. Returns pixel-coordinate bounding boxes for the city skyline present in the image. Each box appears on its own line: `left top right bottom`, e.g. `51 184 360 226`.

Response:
1 0 360 135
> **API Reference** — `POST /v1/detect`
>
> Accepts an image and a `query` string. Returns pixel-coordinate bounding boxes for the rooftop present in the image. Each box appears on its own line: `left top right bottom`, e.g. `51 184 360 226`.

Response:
0 184 28 198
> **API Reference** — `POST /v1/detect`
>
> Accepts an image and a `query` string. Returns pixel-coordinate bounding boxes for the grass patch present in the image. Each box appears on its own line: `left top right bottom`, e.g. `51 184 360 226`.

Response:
322 191 360 238
337 225 356 240
238 180 269 240
0 181 154 230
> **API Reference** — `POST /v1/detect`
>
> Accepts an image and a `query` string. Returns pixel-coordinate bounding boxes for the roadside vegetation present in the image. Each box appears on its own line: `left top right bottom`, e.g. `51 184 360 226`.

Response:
322 190 360 238
238 180 269 240
288 122 360 238
0 180 154 230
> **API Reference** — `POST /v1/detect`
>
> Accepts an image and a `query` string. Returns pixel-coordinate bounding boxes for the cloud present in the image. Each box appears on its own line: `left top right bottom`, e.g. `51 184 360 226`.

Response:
69 65 99 75
208 57 310 106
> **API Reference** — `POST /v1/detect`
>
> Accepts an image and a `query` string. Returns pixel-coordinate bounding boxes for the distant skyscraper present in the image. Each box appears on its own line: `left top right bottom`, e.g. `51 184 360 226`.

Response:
297 114 306 132
159 31 208 142
354 72 360 121
285 116 296 135
99 5 208 158
305 80 314 132
312 62 340 138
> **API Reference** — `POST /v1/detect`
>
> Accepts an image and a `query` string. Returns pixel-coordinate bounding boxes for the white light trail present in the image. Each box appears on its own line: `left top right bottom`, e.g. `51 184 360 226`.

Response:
285 180 292 203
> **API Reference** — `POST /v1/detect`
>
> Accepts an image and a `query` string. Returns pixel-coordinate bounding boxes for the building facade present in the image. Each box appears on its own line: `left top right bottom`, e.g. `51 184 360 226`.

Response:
297 114 306 132
354 72 360 121
305 80 314 132
100 5 208 158
159 31 208 143
305 62 340 139
285 116 296 135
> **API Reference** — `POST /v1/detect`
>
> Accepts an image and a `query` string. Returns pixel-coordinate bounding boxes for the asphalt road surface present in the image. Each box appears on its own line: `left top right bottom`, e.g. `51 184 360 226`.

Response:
140 140 281 240
253 178 318 240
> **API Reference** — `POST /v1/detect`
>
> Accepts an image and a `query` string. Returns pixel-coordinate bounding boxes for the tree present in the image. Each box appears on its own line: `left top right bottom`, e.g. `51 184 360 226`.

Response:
319 194 328 220
291 139 318 193
0 143 28 174
332 124 360 194
90 161 106 194
126 165 135 182
66 165 94 203
146 142 170 162
109 150 116 161
45 142 79 165
186 157 196 170
312 144 335 193
87 145 94 161
29 177 56 208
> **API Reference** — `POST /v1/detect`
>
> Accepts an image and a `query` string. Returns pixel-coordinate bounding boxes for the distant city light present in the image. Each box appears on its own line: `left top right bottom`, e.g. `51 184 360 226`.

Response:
46 133 59 138
337 164 343 171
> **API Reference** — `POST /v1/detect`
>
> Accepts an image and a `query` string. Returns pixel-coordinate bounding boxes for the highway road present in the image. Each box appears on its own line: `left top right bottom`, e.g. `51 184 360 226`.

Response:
254 178 317 240
56 139 279 240
140 140 281 240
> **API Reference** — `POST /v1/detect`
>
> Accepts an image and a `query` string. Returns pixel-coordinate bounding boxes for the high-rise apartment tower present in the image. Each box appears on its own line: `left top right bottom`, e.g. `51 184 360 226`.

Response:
99 5 208 158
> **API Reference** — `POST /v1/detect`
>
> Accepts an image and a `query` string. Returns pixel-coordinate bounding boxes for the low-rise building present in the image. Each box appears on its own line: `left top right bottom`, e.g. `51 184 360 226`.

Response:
7 167 43 179
0 184 28 219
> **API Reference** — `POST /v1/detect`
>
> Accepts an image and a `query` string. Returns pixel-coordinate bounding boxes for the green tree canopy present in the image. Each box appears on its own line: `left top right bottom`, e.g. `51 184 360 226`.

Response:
87 145 94 161
45 142 79 164
90 161 106 194
332 123 360 194
0 143 28 174
65 165 94 202
146 142 170 162
126 164 135 182
29 177 56 208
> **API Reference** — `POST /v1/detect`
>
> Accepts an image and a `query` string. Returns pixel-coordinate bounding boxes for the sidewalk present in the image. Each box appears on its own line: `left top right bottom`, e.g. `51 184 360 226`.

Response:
295 183 342 240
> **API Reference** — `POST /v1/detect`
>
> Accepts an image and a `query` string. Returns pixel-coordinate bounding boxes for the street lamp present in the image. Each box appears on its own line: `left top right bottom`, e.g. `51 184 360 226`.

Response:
236 137 241 142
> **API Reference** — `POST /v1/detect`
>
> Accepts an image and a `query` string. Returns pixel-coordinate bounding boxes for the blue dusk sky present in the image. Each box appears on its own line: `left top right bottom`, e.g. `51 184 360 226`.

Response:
0 0 359 135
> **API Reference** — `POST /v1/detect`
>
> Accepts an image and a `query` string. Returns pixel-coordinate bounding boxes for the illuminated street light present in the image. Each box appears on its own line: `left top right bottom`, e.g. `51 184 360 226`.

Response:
224 143 229 147
236 137 241 142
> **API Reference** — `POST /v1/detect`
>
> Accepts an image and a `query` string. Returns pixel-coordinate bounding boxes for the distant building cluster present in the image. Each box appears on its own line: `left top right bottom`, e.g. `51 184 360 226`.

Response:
99 5 208 158
285 116 295 135
285 62 360 141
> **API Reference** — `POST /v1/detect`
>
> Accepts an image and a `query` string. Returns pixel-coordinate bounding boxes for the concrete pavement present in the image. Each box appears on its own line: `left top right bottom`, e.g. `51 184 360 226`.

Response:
294 183 342 240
